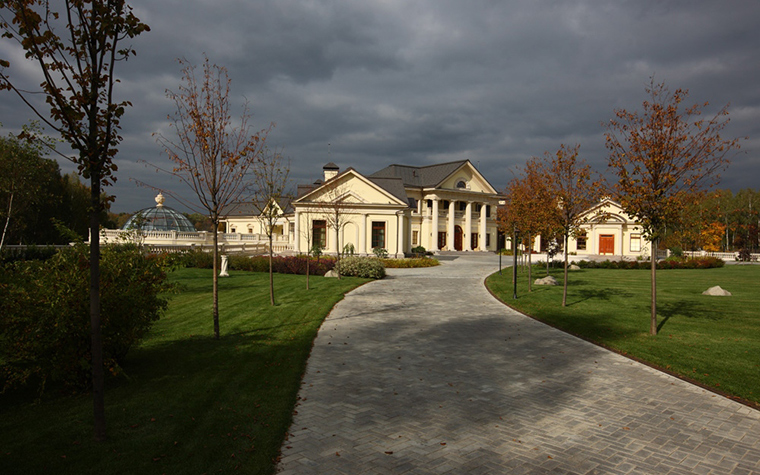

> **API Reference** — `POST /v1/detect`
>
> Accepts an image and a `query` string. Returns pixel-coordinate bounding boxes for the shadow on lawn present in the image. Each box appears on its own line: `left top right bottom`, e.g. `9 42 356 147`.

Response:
656 299 717 332
566 287 634 306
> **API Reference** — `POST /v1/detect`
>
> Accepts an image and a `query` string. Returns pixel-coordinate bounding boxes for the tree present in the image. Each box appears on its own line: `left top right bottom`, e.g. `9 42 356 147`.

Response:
248 147 290 305
297 206 318 290
313 178 354 278
151 57 269 339
0 0 149 441
543 144 604 307
503 157 555 292
0 125 51 249
605 80 742 335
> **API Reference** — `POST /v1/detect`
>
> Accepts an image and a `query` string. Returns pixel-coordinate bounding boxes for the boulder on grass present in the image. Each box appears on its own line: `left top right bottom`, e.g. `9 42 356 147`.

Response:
569 264 581 271
535 276 558 286
324 269 339 278
702 285 731 296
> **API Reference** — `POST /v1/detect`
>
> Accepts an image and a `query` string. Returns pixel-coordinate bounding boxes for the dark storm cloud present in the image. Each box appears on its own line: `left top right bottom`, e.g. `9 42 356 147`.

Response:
2 0 759 211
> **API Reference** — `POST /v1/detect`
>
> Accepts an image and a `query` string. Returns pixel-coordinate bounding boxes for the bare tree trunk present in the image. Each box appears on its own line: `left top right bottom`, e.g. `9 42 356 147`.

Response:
212 224 220 339
650 238 658 335
1 191 12 251
562 231 569 307
89 176 106 441
527 233 532 292
269 233 275 305
335 220 341 279
306 254 310 290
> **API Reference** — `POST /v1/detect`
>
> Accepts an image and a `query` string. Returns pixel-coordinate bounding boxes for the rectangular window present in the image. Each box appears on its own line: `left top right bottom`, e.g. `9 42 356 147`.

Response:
576 231 587 251
371 221 386 249
412 230 419 246
486 233 491 247
485 205 491 218
312 220 326 248
458 202 467 211
630 234 641 252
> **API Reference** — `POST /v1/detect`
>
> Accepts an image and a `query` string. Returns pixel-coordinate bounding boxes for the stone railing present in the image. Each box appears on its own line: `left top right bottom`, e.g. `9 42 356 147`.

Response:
684 250 759 262
97 229 293 254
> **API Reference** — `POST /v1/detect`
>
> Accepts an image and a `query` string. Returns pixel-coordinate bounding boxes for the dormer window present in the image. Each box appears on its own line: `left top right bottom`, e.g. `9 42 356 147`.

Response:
456 180 466 189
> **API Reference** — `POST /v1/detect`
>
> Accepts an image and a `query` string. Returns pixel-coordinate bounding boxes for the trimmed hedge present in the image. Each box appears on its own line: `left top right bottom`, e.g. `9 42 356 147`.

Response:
179 250 338 276
571 257 725 270
229 254 337 276
335 256 385 279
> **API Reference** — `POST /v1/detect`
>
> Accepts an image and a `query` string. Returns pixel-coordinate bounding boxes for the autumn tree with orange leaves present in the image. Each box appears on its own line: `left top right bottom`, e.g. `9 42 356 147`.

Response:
605 80 743 335
503 157 556 292
152 57 270 339
543 144 604 307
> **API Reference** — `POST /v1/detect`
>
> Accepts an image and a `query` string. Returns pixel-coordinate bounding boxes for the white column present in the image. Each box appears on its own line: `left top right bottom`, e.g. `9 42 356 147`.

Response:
431 198 439 251
397 212 405 257
479 203 487 251
464 201 472 251
329 224 338 254
293 211 301 252
447 200 456 250
359 213 367 255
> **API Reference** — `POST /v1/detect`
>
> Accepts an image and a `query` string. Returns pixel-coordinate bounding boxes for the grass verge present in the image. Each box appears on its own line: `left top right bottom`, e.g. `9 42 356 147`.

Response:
486 265 760 409
0 268 368 475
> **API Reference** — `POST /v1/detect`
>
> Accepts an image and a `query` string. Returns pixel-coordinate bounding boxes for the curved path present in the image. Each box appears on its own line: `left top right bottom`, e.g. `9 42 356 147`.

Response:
278 254 760 474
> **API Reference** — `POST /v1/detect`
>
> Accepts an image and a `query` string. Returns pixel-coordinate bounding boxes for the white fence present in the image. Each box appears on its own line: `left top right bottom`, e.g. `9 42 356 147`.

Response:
97 229 293 254
683 250 759 262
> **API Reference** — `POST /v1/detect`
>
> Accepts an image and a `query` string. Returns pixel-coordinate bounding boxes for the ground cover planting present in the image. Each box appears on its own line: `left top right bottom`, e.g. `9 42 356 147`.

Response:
486 265 760 408
0 268 367 475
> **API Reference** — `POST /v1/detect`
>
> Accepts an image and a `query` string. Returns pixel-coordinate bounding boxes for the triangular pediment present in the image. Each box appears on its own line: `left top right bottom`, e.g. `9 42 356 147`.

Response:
437 162 498 194
581 198 637 224
294 168 408 207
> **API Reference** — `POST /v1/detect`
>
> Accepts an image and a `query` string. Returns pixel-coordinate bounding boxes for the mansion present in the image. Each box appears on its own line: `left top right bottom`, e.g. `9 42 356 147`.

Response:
224 160 506 257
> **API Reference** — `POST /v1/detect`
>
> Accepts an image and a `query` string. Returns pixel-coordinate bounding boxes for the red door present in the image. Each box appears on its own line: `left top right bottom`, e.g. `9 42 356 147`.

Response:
454 226 463 251
599 235 614 255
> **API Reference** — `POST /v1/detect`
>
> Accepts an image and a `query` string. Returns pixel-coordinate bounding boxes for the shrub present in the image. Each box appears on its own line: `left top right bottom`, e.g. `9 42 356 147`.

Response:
229 254 336 276
411 246 426 257
180 248 216 269
335 256 385 279
372 247 389 258
0 244 173 393
0 245 60 263
737 248 753 262
382 257 440 268
570 257 724 270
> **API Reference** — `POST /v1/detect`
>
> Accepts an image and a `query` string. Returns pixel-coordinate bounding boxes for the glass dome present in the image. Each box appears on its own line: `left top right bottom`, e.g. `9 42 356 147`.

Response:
122 193 197 232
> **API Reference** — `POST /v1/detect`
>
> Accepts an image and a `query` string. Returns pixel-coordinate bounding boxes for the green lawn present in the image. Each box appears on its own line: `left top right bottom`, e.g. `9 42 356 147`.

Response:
486 264 760 408
0 269 368 475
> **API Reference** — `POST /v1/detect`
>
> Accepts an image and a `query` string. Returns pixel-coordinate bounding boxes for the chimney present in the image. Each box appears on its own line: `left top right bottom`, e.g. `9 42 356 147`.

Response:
323 162 339 181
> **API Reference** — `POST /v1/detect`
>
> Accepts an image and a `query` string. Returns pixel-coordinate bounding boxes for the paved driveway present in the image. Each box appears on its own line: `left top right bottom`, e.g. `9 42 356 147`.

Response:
278 254 760 474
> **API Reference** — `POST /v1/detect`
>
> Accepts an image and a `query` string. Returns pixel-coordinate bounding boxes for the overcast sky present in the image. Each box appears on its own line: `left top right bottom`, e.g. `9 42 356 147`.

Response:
2 0 759 213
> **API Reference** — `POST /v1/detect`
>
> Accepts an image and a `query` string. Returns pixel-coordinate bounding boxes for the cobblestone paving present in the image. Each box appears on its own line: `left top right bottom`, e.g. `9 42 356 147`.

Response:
278 255 760 474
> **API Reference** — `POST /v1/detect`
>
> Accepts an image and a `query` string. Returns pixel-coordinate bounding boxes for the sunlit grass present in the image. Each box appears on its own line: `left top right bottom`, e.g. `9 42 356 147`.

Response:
0 269 368 475
487 265 760 407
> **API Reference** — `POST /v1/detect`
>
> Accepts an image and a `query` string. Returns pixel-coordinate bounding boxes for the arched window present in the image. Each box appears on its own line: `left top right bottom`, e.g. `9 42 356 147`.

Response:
456 180 466 189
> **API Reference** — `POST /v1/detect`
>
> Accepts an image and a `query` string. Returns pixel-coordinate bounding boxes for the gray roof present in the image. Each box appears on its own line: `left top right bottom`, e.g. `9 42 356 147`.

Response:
366 176 409 205
369 160 468 188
